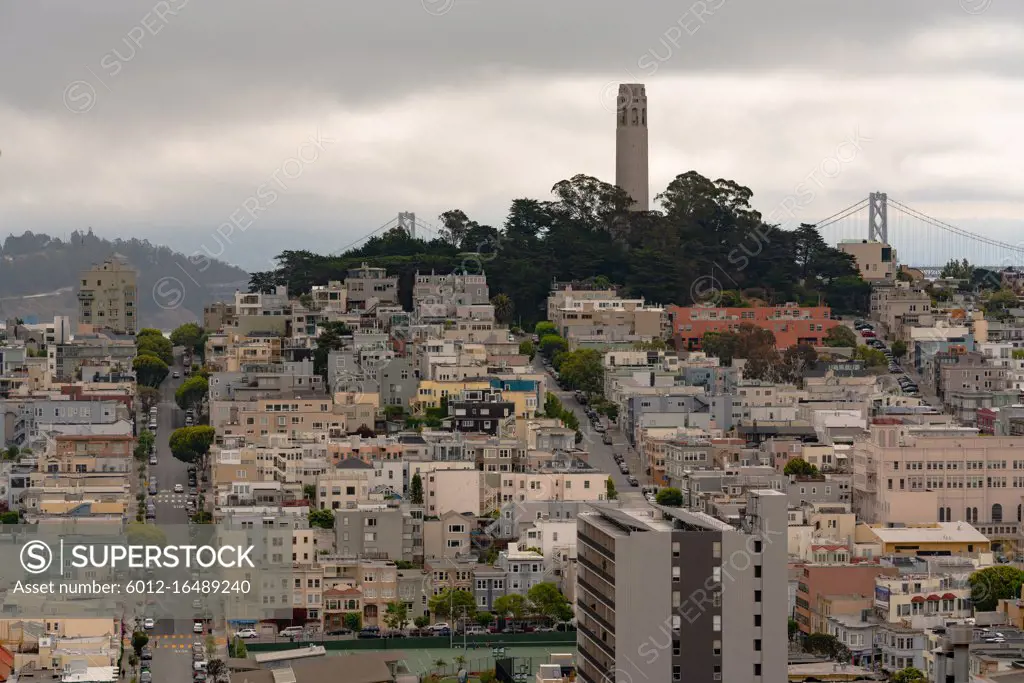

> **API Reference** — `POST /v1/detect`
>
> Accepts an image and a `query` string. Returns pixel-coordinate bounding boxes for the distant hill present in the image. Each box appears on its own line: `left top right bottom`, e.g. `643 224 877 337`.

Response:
0 230 249 330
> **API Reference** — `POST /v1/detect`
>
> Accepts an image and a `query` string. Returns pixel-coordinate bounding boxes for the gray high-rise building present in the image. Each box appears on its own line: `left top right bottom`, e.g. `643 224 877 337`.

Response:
576 489 787 683
615 83 649 212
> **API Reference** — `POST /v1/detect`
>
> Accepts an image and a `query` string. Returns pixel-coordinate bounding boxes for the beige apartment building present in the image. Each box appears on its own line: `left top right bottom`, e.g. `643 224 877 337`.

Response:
76 258 138 335
853 422 1024 532
872 286 932 341
423 510 473 559
212 398 345 444
499 471 608 505
205 332 283 372
839 240 896 282
316 460 373 510
423 468 485 517
346 263 399 310
550 296 665 343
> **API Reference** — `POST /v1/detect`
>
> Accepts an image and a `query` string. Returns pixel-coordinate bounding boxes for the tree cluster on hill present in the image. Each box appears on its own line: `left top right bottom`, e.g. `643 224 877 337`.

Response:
251 172 870 326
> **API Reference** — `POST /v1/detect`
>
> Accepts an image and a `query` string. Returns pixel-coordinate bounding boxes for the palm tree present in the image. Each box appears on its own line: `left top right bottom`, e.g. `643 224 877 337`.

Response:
491 294 514 324
433 658 448 675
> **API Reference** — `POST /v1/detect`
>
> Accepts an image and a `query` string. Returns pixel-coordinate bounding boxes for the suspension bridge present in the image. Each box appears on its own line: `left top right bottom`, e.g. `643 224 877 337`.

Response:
814 192 1024 277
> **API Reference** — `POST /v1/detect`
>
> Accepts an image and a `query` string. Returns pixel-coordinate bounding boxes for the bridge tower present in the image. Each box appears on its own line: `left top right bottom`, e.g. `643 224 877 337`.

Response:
398 212 416 239
868 192 888 243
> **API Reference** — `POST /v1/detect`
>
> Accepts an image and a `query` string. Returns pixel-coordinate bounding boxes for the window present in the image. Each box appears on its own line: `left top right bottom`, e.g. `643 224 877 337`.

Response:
754 664 761 676
754 565 762 578
754 590 761 602
712 615 721 631
754 614 761 627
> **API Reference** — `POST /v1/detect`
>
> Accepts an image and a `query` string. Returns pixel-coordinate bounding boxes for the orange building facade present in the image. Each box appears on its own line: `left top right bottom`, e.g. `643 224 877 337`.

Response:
669 304 839 350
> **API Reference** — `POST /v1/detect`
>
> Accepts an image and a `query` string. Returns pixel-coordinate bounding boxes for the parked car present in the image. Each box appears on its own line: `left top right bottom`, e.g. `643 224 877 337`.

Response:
627 476 639 487
174 484 185 493
861 330 876 338
235 628 259 639
602 434 612 445
143 618 155 630
140 648 153 660
193 621 204 634
463 625 487 635
278 626 304 638
428 622 451 633
325 628 351 636
358 627 382 639
139 672 152 683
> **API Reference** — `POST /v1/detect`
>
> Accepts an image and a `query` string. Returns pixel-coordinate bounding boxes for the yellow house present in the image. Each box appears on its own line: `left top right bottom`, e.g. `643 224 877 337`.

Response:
855 521 991 557
413 379 490 411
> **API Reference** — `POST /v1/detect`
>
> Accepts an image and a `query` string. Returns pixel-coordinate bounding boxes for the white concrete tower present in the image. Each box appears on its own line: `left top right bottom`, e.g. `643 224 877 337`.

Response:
615 83 649 211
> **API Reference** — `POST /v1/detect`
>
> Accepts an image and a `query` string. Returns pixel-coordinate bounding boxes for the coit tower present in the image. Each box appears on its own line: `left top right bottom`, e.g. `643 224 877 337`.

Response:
615 83 649 212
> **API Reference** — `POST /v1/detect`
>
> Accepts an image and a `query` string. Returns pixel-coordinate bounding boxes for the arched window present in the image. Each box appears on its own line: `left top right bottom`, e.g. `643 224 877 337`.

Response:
618 109 626 126
993 503 1003 523
946 507 952 522
972 507 979 523
641 108 647 126
631 108 638 125
1018 504 1021 522
939 508 946 522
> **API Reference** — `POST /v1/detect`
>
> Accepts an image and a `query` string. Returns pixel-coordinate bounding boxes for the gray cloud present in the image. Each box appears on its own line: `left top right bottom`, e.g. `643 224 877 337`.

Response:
0 0 1022 270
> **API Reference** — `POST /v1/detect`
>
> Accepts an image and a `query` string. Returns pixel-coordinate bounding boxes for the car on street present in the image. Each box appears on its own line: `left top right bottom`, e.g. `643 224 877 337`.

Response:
627 476 639 487
189 487 198 496
193 621 204 634
278 626 304 638
149 455 158 465
143 618 155 630
185 416 194 426
140 647 152 660
428 622 451 633
235 628 259 639
139 672 152 683
172 371 180 379
602 433 612 444
148 483 157 495
174 484 184 493
325 627 351 636
358 627 382 639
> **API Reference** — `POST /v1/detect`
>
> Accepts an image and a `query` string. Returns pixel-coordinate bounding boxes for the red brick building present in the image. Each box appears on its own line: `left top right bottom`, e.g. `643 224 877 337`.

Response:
795 562 898 635
668 304 839 350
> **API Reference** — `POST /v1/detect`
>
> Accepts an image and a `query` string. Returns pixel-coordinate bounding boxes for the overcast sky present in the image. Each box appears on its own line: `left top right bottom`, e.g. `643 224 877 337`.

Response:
1 0 1023 271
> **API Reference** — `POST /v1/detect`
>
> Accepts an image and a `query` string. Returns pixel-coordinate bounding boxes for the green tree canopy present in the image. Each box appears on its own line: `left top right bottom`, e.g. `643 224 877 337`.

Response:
539 335 568 360
133 354 169 388
891 339 907 361
170 323 205 355
655 488 683 506
383 601 409 631
823 325 857 348
409 473 424 504
968 565 1024 611
534 322 557 338
519 339 536 360
168 425 215 466
854 345 887 368
491 294 514 324
606 477 617 500
175 376 209 412
492 593 528 621
890 667 926 683
429 588 476 620
527 582 573 622
557 349 604 395
308 509 335 529
784 458 820 477
136 333 173 365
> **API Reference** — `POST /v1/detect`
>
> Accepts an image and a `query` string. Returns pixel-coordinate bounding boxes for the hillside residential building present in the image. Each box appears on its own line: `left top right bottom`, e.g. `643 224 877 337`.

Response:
76 258 138 335
668 304 838 350
576 490 787 683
